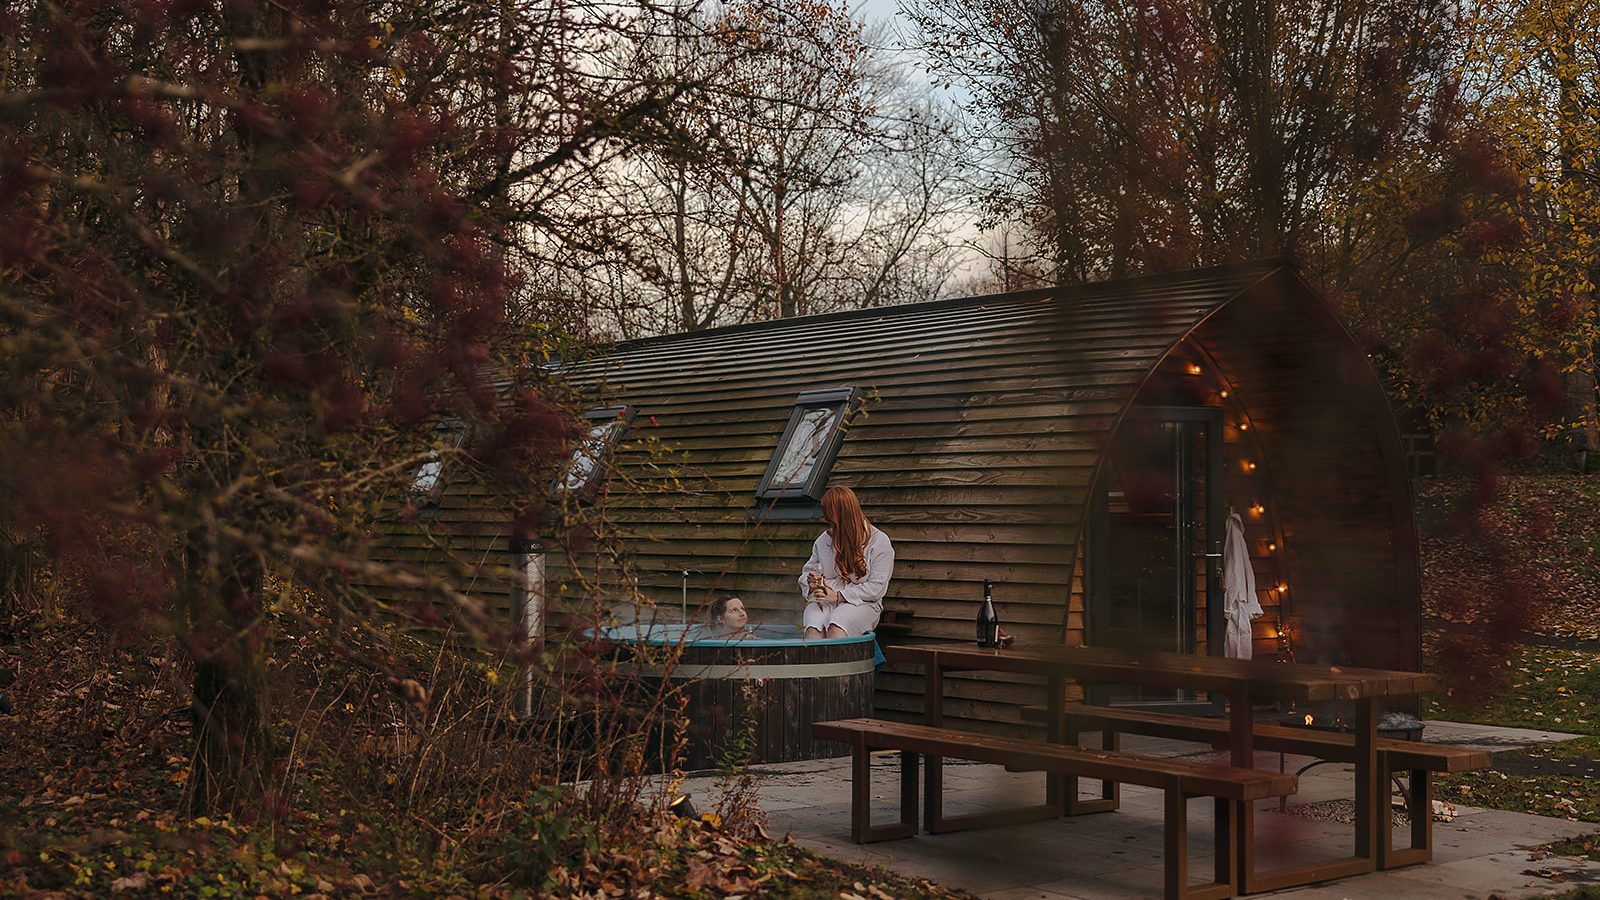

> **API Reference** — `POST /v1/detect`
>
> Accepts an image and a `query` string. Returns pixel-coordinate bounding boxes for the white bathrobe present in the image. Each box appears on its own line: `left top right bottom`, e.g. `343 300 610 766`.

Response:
1223 511 1263 659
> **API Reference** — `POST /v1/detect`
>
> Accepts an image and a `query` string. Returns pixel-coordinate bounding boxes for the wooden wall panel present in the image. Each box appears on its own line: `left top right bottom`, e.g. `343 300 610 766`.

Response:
356 262 1419 734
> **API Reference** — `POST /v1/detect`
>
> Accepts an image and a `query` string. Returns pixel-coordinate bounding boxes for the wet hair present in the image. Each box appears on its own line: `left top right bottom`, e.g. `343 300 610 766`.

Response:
821 485 870 580
709 595 740 623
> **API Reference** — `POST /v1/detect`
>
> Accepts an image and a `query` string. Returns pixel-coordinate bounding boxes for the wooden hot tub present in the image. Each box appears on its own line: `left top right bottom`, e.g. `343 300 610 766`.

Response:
602 624 877 770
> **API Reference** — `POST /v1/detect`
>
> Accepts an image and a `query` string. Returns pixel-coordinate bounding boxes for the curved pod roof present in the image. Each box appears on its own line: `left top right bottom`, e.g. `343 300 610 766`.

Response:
555 260 1417 694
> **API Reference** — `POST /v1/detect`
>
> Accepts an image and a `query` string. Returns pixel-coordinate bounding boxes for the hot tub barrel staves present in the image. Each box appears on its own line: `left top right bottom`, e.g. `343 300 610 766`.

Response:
604 625 876 770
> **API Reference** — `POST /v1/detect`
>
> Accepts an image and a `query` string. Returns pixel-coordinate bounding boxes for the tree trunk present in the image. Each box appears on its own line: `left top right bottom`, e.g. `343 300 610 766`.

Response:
774 171 792 319
1566 358 1599 471
185 539 274 817
673 158 698 331
1219 0 1283 255
1556 25 1600 471
182 0 283 818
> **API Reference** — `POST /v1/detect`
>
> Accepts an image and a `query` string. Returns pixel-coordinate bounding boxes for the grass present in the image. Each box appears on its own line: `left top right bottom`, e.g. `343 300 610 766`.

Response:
1437 737 1600 822
1426 644 1600 734
1545 833 1600 863
1425 643 1600 824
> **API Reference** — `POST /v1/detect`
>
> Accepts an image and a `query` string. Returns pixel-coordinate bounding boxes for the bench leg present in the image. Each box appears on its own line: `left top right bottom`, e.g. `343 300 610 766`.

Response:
1378 766 1432 869
1239 698 1380 893
925 752 1059 834
1163 790 1233 900
1046 674 1065 814
901 750 921 834
1063 723 1119 816
849 736 919 843
1215 798 1237 890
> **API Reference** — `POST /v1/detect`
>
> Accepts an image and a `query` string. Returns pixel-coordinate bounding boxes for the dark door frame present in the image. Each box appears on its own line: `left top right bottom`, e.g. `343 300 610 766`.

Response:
1086 405 1224 706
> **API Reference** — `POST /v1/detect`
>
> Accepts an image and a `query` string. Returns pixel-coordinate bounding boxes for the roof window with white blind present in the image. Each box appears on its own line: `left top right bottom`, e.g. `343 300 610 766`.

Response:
555 406 635 501
752 387 860 512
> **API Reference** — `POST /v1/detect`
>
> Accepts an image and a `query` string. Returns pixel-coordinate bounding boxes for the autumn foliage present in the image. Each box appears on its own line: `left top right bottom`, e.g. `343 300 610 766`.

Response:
0 0 708 818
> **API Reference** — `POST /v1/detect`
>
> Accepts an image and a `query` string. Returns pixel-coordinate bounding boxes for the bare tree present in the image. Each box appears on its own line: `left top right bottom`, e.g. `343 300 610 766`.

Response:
555 1 967 338
907 0 1460 278
0 0 734 814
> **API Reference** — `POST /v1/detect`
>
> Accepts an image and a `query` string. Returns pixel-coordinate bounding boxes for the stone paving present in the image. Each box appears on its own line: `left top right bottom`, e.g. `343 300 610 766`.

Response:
676 721 1600 898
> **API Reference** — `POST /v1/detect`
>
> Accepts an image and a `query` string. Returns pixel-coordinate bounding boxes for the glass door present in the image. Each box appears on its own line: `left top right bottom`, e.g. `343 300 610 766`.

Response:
1087 406 1222 707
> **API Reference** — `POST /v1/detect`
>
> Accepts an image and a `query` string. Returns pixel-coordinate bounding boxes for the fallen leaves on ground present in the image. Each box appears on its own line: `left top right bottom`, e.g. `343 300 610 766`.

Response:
1418 475 1600 640
0 613 975 898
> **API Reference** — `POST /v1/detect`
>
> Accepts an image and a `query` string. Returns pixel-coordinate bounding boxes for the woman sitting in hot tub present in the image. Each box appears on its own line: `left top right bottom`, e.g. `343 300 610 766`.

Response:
707 595 753 639
799 486 894 639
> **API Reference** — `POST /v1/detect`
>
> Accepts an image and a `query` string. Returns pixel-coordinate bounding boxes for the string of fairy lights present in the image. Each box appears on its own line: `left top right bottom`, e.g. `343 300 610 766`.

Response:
1182 353 1295 662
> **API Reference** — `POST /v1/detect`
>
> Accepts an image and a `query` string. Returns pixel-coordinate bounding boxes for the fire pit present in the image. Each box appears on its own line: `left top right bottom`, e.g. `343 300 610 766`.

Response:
1279 708 1425 742
1274 709 1426 812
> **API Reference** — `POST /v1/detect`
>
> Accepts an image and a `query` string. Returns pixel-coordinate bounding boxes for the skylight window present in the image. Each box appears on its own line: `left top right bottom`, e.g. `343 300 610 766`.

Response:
557 406 635 499
411 420 466 505
755 387 860 502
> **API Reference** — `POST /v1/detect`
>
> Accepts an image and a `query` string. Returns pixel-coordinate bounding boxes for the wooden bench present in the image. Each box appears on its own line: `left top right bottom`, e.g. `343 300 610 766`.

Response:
873 607 915 643
814 717 1297 900
1023 703 1493 869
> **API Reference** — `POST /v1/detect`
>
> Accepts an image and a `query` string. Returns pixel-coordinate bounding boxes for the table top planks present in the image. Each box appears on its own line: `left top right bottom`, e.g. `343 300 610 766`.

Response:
885 642 1436 701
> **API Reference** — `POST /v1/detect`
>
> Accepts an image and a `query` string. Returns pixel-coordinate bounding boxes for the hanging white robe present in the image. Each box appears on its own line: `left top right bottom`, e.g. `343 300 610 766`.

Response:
1223 510 1263 659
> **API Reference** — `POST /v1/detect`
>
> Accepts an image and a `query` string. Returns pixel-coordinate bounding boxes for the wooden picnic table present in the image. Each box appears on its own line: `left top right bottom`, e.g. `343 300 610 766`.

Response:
886 642 1438 894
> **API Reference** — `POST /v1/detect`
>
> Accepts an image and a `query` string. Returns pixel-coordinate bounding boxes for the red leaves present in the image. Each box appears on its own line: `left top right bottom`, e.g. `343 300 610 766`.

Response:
388 366 438 427
120 95 178 144
318 379 368 434
1463 215 1526 256
382 109 439 174
282 85 333 142
1404 197 1464 242
471 389 572 481
1521 360 1568 422
86 558 172 639
1454 135 1525 198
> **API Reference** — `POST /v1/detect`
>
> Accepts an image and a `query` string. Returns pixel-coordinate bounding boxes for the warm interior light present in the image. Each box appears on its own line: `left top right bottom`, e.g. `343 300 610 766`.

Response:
1267 541 1277 552
1239 421 1250 431
1304 714 1314 726
1186 362 1202 375
1277 582 1289 594
1245 461 1257 472
1219 390 1229 399
1250 502 1265 516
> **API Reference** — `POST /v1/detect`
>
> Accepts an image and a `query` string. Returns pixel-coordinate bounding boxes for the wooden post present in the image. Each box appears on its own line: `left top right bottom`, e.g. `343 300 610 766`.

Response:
1046 673 1064 812
1230 684 1254 889
851 731 869 843
1164 789 1188 898
1353 697 1377 862
900 750 920 833
923 661 944 831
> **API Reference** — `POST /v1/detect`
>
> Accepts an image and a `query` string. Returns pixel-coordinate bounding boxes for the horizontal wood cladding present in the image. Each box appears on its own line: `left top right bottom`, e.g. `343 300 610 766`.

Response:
363 262 1420 737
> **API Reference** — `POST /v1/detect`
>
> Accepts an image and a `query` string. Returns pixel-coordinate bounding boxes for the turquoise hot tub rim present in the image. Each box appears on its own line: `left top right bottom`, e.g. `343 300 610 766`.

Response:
593 623 875 649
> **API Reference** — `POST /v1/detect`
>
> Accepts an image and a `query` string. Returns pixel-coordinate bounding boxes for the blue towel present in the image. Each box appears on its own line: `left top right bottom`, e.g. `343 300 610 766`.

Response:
872 637 887 670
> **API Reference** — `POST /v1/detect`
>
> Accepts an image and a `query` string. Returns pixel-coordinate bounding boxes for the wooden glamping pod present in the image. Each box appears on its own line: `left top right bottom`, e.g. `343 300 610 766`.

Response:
372 259 1420 742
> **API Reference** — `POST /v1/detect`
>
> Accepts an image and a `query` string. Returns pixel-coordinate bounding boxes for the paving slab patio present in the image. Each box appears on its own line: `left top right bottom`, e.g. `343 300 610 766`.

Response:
676 720 1600 899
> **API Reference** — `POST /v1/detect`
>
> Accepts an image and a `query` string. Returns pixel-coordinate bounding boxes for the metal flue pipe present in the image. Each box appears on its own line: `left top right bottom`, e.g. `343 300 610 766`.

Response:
510 537 545 719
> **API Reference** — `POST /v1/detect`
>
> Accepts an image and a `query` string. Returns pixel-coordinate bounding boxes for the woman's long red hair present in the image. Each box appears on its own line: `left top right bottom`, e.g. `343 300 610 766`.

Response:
822 486 871 580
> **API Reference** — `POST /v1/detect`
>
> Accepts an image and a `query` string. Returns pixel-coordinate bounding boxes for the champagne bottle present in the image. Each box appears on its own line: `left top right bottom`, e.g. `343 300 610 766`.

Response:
977 579 999 648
